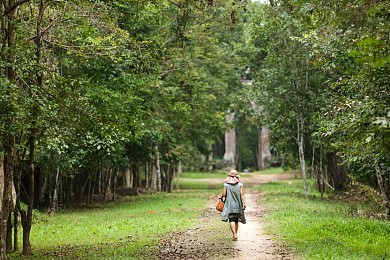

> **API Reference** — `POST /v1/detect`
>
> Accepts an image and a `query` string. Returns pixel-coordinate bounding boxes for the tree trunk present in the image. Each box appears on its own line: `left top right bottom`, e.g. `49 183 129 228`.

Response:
103 167 112 202
145 162 149 193
13 203 19 252
311 147 315 179
235 124 240 171
20 1 44 254
124 168 132 188
65 174 74 207
167 165 174 193
155 146 161 192
21 117 37 256
88 171 93 204
98 166 102 194
86 170 94 203
176 161 182 191
133 164 141 188
44 173 51 208
79 172 90 200
0 159 3 214
52 167 60 212
6 214 12 253
326 152 348 191
111 168 118 201
13 149 26 253
90 170 98 203
297 113 307 198
257 128 262 170
161 167 167 192
21 220 31 256
7 162 17 253
319 146 324 198
374 160 390 218
0 0 17 257
223 113 236 169
38 170 48 209
1 145 15 260
150 164 157 191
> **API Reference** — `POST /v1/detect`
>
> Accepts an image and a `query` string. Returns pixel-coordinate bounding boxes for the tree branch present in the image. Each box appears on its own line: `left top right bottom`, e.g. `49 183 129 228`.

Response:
166 0 181 9
321 176 335 191
3 0 30 17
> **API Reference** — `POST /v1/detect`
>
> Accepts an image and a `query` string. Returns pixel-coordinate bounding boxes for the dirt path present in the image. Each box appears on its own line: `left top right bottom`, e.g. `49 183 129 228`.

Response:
158 172 296 260
233 192 291 259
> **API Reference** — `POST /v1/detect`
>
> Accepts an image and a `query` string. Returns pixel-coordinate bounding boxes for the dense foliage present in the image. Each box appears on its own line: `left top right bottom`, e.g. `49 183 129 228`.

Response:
246 0 389 211
1 0 388 258
0 0 247 257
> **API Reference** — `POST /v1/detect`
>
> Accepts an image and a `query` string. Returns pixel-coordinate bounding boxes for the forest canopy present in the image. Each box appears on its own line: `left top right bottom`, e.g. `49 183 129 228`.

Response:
0 0 389 258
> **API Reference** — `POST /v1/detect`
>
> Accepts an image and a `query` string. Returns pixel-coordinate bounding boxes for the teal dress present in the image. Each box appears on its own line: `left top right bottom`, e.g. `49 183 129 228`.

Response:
221 182 246 224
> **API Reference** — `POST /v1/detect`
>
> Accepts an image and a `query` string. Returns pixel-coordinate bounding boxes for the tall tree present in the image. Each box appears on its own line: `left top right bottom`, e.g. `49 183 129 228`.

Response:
1 0 32 258
247 0 389 213
309 0 390 215
247 2 325 196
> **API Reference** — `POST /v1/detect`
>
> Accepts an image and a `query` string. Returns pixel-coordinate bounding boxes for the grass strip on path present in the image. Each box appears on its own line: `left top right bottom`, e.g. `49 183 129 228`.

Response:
260 179 390 260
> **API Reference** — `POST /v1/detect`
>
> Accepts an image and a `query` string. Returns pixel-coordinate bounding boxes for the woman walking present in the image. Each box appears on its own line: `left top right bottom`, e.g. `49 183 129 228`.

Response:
221 169 246 241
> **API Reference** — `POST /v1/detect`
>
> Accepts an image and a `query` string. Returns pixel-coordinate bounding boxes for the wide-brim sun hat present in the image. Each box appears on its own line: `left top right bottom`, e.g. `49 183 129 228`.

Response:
225 169 240 184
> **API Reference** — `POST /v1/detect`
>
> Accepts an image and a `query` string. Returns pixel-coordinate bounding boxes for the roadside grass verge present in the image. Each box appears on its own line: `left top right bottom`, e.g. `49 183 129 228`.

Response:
260 179 390 260
179 170 226 190
178 167 292 182
10 191 213 259
256 167 292 175
180 171 227 179
178 180 221 190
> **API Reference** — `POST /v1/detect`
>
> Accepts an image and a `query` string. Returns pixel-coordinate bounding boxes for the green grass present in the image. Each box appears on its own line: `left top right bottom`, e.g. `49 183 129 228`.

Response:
180 171 227 179
257 167 288 174
179 168 289 178
11 170 387 259
10 172 225 259
260 180 390 260
10 192 212 259
178 180 220 190
178 170 227 190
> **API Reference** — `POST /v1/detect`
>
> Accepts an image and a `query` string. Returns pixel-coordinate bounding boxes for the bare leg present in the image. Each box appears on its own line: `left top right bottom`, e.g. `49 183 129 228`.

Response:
230 222 238 240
